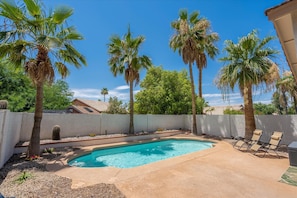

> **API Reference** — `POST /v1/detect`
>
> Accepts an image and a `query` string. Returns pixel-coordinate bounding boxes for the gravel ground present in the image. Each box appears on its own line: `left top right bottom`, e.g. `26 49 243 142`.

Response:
0 147 126 198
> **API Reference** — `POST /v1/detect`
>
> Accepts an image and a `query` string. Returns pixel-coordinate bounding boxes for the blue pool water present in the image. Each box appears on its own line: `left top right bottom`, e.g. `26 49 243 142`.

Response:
68 139 213 168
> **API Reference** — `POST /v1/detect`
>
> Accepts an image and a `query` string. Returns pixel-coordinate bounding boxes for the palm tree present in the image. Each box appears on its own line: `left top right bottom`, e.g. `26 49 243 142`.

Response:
194 19 219 98
216 30 279 139
276 71 297 113
107 27 152 134
101 87 108 102
170 9 209 135
0 0 86 156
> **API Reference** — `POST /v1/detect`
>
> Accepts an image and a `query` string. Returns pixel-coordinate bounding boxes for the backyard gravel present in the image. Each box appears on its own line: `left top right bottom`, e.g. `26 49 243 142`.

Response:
0 147 126 198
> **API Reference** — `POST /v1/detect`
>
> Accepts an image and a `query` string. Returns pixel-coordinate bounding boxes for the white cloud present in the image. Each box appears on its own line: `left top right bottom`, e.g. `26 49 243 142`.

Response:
115 85 129 90
203 92 243 106
72 88 100 99
71 85 131 102
72 87 271 107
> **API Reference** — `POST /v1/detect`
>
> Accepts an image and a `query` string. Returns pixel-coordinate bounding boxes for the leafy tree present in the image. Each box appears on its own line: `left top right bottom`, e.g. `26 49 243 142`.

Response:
216 30 279 139
0 0 86 156
101 87 108 102
0 60 35 112
107 96 127 114
170 9 206 135
223 108 244 115
196 97 209 115
253 103 276 115
135 66 192 114
107 27 152 134
0 60 74 112
43 80 73 110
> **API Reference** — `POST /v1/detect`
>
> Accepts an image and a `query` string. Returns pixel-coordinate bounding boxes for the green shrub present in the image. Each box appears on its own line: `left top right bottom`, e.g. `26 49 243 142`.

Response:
15 171 32 184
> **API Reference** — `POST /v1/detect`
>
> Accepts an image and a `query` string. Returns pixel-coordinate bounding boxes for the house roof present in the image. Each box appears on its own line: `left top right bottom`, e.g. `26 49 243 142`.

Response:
71 98 109 113
265 0 297 83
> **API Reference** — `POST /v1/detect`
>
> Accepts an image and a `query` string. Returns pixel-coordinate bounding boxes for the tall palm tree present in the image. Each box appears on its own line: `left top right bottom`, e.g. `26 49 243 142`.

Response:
107 27 152 134
216 30 279 139
0 0 86 156
101 87 108 102
170 9 209 135
194 19 219 98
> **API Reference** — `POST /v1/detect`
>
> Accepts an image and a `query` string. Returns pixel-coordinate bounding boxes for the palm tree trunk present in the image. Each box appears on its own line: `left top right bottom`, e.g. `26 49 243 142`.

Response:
28 82 43 156
293 96 297 114
189 63 197 135
243 84 256 140
281 90 288 114
198 67 203 98
129 80 134 134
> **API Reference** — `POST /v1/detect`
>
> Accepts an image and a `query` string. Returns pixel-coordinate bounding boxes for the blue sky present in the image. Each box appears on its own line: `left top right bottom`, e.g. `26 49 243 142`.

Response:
44 0 288 106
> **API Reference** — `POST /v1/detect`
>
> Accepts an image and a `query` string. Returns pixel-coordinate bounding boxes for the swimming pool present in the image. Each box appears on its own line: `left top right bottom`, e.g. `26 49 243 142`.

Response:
68 139 213 168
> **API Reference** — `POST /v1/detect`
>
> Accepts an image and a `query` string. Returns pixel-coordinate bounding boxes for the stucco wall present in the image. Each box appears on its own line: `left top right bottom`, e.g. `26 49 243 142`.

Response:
0 111 22 168
20 113 102 141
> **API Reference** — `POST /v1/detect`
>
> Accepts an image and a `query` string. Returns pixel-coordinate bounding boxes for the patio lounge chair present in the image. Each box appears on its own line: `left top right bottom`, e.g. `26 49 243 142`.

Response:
250 131 283 158
233 129 263 150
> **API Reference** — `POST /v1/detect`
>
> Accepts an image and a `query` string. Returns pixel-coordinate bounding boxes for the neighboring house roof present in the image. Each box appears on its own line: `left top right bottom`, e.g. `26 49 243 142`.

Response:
68 98 109 114
265 0 297 83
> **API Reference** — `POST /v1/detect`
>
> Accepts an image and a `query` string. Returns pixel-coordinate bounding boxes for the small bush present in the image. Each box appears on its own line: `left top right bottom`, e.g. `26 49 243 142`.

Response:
15 171 32 184
44 147 54 154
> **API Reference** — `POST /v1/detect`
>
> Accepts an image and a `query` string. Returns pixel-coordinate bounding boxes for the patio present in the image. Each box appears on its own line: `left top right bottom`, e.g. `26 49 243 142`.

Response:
46 134 297 198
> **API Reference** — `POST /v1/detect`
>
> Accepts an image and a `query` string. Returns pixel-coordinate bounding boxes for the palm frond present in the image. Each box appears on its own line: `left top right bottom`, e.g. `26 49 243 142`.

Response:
55 62 70 78
0 0 25 21
23 0 41 17
51 6 73 24
179 9 188 20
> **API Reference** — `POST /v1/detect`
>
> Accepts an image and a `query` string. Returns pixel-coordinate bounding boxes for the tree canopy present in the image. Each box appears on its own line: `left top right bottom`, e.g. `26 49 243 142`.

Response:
106 96 127 114
135 66 192 114
0 61 73 112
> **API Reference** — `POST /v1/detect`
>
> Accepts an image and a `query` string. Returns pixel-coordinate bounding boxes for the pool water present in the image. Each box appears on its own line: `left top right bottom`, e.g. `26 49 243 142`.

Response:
68 139 213 168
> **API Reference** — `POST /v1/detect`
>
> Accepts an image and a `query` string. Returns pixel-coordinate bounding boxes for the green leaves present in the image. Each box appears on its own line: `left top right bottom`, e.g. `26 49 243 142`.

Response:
52 6 73 24
107 26 152 84
0 0 25 21
217 29 279 96
24 0 41 17
135 66 192 114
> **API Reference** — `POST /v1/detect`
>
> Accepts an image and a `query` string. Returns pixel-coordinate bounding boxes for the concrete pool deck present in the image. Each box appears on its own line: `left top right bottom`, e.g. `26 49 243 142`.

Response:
46 134 297 198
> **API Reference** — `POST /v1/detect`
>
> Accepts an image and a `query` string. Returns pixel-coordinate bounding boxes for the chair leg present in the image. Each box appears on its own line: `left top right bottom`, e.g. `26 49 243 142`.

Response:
261 149 267 158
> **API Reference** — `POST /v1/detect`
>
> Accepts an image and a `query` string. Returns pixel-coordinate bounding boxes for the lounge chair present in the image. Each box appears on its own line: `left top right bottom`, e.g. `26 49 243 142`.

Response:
233 129 263 150
250 131 283 158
